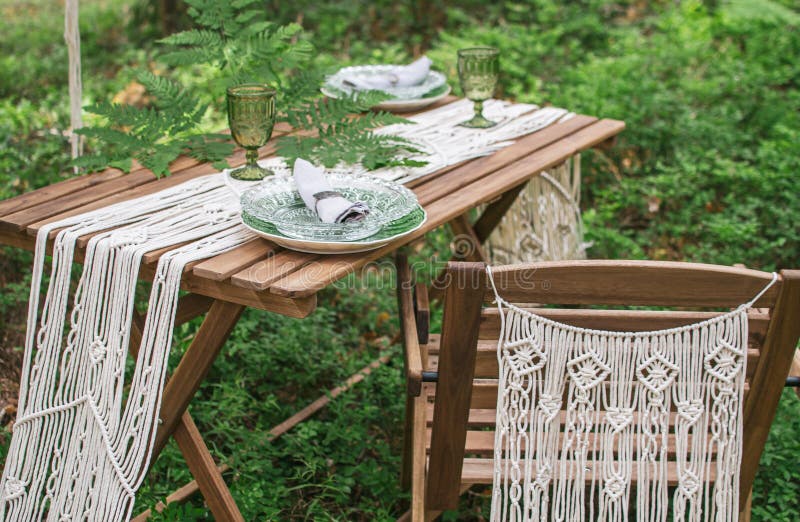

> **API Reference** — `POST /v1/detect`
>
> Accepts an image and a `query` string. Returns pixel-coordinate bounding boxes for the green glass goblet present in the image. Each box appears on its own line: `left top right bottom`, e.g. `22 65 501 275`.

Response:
227 84 276 180
457 47 500 128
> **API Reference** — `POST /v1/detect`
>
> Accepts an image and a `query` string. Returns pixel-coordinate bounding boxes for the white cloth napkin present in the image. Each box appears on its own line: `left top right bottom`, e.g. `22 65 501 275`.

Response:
293 158 369 224
344 56 432 90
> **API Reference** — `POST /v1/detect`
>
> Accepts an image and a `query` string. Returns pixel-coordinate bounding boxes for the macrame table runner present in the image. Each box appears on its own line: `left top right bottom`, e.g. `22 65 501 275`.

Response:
0 100 573 520
486 267 777 522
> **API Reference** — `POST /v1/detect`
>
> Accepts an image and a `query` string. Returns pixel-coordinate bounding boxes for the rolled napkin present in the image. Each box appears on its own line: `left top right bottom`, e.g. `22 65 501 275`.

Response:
293 158 370 224
344 56 432 91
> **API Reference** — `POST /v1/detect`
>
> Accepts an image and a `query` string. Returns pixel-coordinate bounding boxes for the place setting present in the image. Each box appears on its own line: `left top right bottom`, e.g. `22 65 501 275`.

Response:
239 159 426 254
321 55 451 112
223 49 509 255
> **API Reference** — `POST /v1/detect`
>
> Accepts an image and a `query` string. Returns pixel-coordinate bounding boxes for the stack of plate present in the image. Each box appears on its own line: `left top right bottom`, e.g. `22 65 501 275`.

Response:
240 174 427 254
322 65 451 112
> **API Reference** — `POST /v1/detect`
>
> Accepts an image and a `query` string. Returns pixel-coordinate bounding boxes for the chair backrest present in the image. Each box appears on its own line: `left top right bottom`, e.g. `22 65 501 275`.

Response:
427 260 800 513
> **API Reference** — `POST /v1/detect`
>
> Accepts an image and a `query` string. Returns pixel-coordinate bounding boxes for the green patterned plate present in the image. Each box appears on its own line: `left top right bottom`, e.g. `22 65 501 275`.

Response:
241 206 427 254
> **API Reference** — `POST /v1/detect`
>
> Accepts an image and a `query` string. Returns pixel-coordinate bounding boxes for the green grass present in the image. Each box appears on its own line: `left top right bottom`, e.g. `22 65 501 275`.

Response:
1 1 799 520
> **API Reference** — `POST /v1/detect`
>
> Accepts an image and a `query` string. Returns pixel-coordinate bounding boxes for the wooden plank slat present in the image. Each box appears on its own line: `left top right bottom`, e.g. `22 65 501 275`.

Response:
485 260 780 308
0 168 127 218
268 119 626 298
229 250 319 290
412 115 598 205
426 338 762 380
192 239 277 281
459 458 716 486
1 169 166 233
178 271 316 317
436 430 713 458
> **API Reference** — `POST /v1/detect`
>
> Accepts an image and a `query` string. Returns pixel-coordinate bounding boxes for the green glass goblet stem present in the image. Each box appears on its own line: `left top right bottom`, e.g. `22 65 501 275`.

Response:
457 47 500 129
227 84 277 180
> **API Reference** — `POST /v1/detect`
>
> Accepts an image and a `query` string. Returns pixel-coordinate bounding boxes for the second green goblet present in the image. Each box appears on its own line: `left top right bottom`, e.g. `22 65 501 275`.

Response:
457 47 500 128
227 84 276 180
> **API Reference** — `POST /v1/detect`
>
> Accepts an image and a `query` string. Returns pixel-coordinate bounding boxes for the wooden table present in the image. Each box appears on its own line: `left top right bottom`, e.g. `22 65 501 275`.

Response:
0 97 624 520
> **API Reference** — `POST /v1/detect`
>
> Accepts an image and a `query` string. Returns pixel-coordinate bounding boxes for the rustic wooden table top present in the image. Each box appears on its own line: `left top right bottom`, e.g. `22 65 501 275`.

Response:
0 96 624 318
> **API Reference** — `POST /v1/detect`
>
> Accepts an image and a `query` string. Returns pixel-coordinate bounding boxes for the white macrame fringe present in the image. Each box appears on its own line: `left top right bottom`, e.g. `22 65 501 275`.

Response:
486 267 777 522
0 101 571 520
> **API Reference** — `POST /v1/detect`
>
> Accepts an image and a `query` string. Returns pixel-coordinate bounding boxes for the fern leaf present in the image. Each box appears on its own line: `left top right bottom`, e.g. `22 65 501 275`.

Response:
157 29 223 48
159 48 219 67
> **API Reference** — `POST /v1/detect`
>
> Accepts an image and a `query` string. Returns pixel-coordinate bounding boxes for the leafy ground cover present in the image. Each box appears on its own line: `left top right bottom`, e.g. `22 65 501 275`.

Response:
1 1 798 520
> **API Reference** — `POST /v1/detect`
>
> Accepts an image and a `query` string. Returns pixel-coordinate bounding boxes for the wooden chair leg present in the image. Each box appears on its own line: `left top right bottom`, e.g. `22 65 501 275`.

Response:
410 393 427 522
790 349 800 400
401 394 415 491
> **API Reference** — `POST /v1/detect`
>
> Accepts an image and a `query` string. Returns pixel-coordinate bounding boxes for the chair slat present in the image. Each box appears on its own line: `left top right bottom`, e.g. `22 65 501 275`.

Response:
431 429 714 458
426 344 761 381
465 380 750 410
459 458 717 486
485 260 780 308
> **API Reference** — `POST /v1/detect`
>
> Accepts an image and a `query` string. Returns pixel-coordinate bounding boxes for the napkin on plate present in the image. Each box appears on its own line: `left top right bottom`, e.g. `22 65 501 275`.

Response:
293 158 370 224
344 56 432 91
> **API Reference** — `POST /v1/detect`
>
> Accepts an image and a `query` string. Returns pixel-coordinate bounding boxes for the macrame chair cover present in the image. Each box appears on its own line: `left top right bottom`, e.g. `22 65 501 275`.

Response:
485 156 586 265
0 101 574 521
485 266 777 522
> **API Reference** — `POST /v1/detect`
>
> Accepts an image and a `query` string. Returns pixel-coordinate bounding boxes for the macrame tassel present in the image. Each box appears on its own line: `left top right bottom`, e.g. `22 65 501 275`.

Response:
487 266 775 522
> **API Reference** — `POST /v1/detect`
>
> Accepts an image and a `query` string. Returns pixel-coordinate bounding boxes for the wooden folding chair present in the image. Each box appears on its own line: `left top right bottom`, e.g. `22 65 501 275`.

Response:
395 257 800 521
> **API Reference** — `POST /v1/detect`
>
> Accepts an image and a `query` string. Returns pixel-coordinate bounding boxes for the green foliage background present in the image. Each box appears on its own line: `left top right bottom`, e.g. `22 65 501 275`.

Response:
0 0 798 520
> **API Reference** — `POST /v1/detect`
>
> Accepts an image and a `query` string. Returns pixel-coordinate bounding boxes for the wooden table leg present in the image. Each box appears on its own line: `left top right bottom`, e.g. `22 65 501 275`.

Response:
472 181 526 243
430 212 490 301
448 213 487 263
428 182 531 301
172 412 244 522
130 300 246 521
153 299 245 456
